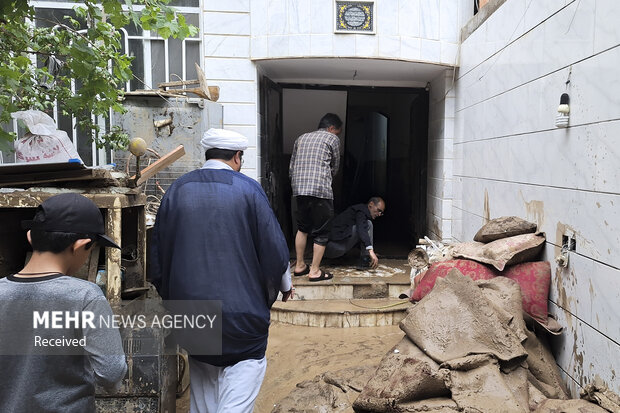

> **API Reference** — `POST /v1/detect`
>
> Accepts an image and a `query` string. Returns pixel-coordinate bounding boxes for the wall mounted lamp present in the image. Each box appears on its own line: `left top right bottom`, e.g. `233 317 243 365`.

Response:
555 93 570 128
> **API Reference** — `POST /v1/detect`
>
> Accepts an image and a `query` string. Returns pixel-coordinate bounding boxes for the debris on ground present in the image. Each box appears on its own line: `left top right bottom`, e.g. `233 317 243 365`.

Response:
581 382 620 413
351 270 610 412
271 365 377 413
273 217 618 412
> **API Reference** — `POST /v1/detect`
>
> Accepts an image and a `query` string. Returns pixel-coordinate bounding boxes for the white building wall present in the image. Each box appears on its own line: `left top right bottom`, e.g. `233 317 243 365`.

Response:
454 0 620 396
202 0 259 179
202 0 471 182
249 0 468 63
427 69 456 242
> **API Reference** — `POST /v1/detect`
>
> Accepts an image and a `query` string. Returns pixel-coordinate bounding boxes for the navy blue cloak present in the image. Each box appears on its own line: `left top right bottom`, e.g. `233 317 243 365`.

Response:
150 168 289 366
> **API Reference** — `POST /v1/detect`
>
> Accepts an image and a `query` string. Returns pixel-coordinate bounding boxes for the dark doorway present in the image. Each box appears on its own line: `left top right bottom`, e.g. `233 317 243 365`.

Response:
344 89 428 257
343 111 388 204
260 82 429 258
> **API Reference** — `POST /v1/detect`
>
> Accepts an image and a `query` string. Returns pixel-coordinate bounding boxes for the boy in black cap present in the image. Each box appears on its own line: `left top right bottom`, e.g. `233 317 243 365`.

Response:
0 193 127 412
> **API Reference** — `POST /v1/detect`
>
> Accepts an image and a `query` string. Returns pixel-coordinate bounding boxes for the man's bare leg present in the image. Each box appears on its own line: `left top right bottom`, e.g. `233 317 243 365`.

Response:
308 243 326 278
294 231 308 272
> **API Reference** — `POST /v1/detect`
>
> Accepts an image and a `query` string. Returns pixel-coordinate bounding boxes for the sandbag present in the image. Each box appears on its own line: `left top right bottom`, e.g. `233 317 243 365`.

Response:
11 110 82 163
409 260 553 337
528 382 550 411
272 377 350 413
411 259 498 301
534 399 610 412
474 216 537 243
353 337 449 411
522 328 570 400
477 277 529 344
399 269 528 365
445 358 530 413
273 365 377 413
504 261 551 325
452 233 546 271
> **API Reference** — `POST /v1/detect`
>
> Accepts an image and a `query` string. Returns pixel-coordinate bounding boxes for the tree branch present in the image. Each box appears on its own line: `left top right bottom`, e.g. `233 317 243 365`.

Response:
33 16 109 56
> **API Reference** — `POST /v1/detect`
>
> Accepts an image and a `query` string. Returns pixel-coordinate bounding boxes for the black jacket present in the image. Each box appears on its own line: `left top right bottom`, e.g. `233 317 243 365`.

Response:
329 203 372 248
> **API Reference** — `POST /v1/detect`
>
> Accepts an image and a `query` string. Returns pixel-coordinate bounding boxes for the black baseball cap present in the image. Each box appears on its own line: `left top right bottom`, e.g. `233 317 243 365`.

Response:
21 193 121 249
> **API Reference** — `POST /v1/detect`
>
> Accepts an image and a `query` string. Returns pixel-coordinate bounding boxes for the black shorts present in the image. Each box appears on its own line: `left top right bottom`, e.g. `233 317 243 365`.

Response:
295 196 334 246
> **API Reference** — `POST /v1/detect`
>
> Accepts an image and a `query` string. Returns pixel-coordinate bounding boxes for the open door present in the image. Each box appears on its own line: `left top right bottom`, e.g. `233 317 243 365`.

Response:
259 75 292 243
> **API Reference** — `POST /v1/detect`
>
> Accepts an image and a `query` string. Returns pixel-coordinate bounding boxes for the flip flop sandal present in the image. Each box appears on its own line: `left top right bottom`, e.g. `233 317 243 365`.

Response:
309 270 333 282
293 264 310 277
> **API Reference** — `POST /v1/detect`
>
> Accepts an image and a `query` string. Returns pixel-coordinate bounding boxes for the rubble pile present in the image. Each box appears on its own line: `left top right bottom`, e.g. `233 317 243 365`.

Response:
271 365 378 413
272 217 618 412
353 270 594 412
353 216 612 412
409 217 561 334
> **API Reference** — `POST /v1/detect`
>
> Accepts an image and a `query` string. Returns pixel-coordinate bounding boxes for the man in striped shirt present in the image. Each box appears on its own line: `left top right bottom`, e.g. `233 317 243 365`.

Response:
289 113 342 282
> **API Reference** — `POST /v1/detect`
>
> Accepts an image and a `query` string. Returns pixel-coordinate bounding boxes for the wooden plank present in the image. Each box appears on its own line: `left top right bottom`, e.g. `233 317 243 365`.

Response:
131 145 185 186
158 79 199 87
106 206 122 303
163 86 219 101
123 90 186 98
0 191 146 209
157 64 219 101
207 86 220 101
0 161 85 175
0 169 97 187
196 63 212 101
165 87 208 99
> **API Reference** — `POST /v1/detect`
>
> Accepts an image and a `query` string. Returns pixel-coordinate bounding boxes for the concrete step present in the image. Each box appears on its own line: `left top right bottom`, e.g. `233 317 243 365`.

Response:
291 259 411 300
271 298 411 328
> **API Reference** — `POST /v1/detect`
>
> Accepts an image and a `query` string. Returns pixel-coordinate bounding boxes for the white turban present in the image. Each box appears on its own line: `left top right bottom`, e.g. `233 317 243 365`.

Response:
200 128 249 151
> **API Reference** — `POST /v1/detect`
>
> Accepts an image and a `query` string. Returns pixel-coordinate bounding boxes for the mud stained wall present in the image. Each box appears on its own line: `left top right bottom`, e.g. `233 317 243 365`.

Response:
453 0 620 396
113 97 223 194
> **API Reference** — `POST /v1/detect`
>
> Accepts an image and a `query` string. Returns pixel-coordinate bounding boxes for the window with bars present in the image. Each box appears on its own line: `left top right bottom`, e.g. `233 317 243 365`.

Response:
1 0 201 166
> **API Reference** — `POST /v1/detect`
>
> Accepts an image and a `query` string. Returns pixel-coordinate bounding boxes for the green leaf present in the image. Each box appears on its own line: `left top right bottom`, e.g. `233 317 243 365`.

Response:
0 67 21 79
13 55 31 68
0 0 199 147
0 130 15 152
102 0 122 16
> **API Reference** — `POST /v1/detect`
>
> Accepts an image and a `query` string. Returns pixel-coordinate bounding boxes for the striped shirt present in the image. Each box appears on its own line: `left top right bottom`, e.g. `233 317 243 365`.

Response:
289 129 340 199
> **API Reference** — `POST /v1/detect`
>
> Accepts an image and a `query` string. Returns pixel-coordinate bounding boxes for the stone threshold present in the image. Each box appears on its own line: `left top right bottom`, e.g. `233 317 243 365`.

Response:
271 298 410 328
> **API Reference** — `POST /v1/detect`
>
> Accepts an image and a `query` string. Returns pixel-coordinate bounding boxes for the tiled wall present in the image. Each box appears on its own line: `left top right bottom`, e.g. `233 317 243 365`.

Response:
202 0 259 179
454 0 620 395
249 0 468 63
427 69 456 242
202 0 471 181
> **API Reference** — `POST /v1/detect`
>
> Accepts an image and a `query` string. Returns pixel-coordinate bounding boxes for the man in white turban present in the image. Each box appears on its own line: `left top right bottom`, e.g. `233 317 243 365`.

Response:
199 128 249 171
151 128 294 413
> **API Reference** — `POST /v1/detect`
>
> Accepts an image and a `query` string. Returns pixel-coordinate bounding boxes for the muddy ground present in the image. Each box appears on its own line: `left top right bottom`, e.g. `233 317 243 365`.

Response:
176 323 403 413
